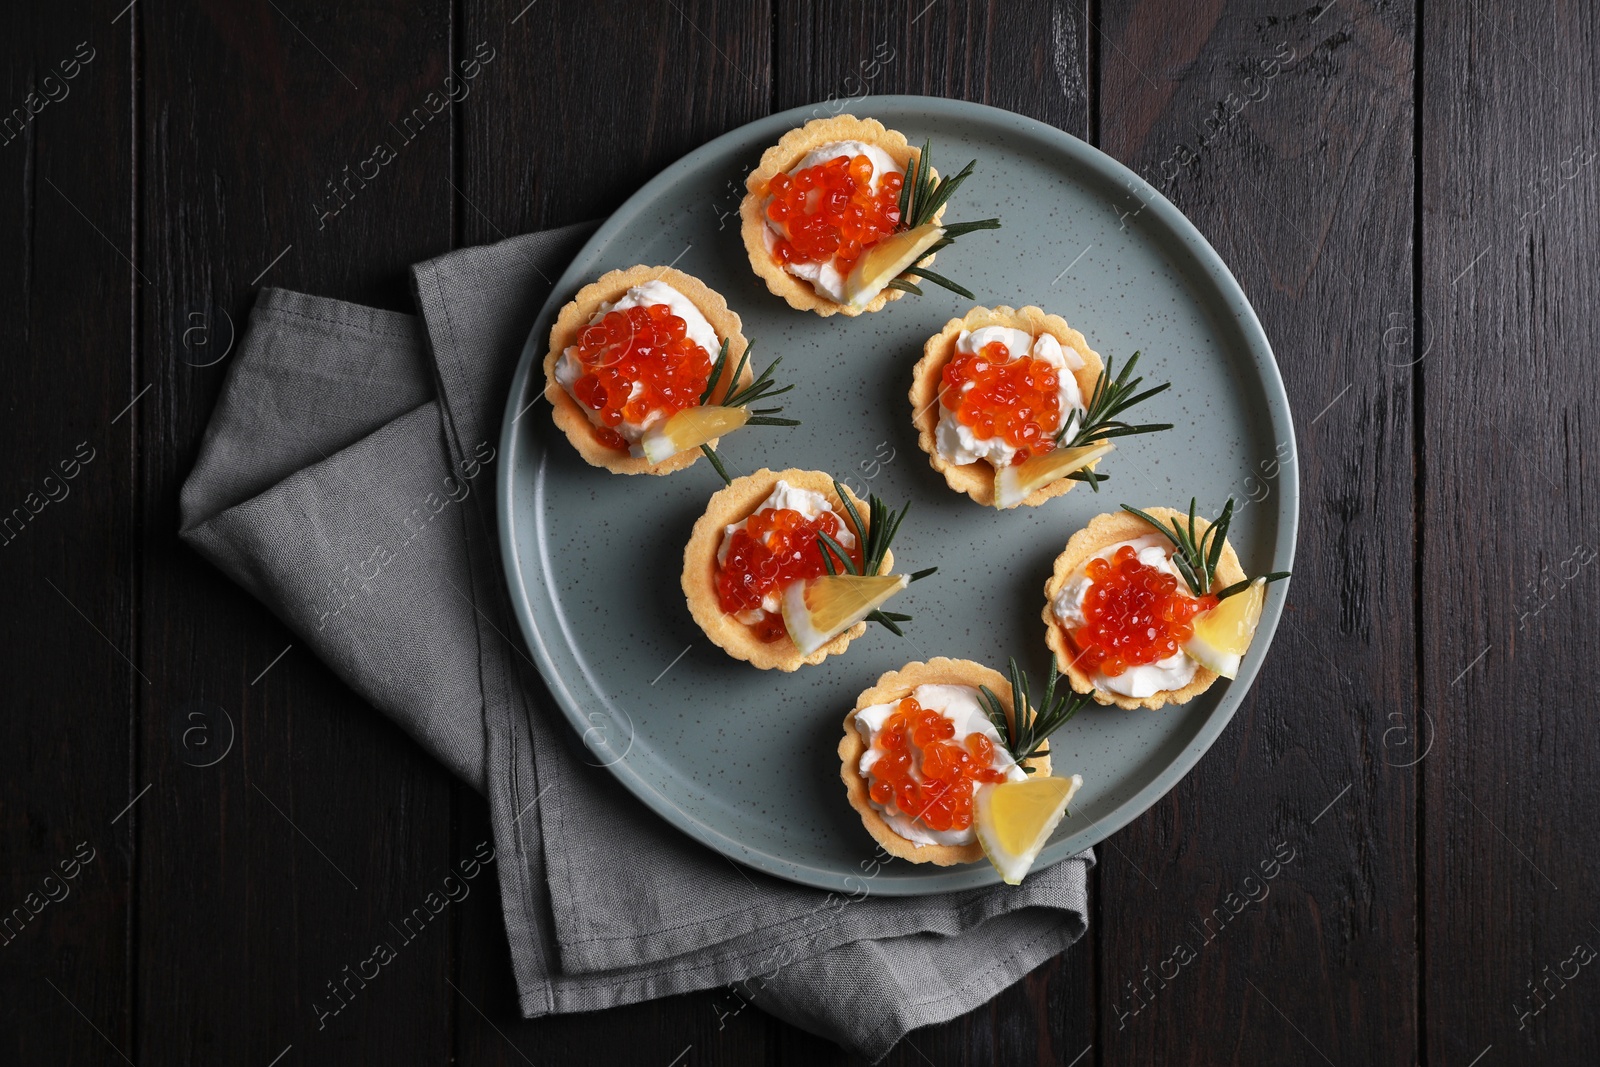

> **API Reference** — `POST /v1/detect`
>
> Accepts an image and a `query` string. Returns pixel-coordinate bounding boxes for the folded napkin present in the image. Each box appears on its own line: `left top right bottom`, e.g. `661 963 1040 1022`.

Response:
178 225 1092 1060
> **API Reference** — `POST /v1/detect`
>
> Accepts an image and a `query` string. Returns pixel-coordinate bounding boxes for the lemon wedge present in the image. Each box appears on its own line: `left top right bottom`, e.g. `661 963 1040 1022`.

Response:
639 404 750 464
779 573 908 654
1183 577 1266 679
975 774 1083 885
992 442 1114 510
841 223 945 309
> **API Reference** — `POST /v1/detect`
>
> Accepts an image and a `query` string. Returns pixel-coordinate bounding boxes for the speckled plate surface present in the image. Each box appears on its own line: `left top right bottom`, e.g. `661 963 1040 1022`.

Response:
497 97 1297 894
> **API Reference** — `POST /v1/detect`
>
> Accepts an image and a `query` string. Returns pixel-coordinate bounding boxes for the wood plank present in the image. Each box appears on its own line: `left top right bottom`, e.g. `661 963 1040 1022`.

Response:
135 1 458 1062
451 1 773 1062
774 0 1091 136
1421 2 1600 1064
460 0 775 239
0 10 136 1067
771 2 1095 1062
1094 3 1418 1064
0 7 136 1065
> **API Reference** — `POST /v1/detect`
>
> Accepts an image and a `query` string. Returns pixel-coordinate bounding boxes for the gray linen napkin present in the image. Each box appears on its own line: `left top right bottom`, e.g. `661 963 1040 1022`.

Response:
178 225 1093 1060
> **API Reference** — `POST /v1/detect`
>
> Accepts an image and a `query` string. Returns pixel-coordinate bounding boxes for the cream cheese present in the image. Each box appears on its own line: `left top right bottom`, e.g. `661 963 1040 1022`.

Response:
716 480 856 624
1052 534 1200 698
853 683 1026 848
761 140 903 304
933 326 1087 468
554 280 720 456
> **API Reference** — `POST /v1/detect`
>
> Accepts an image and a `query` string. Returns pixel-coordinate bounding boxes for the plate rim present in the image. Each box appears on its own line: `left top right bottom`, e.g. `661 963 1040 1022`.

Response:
496 95 1299 894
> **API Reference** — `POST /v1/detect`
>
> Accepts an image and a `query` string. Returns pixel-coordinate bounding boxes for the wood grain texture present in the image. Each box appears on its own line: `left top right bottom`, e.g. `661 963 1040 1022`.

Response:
1421 1 1600 1063
460 0 774 238
134 1 459 1063
1095 2 1419 1065
773 0 1091 137
0 7 135 1066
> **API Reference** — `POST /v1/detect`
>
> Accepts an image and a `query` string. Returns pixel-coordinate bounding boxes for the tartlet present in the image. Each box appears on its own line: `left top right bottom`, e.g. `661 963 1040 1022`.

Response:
739 115 941 317
1043 507 1246 710
839 658 1050 865
542 265 749 475
682 468 893 671
911 305 1106 508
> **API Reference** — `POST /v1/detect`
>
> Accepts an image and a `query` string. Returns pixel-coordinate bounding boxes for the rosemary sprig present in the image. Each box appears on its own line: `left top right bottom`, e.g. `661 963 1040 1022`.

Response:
976 658 1091 773
1121 497 1292 599
814 479 936 635
1121 498 1226 596
1215 572 1292 601
892 141 1002 298
696 338 799 486
699 339 799 422
1056 351 1172 492
699 445 732 485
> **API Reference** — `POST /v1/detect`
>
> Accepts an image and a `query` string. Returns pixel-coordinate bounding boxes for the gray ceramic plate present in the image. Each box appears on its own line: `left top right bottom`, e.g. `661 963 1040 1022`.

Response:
497 97 1297 894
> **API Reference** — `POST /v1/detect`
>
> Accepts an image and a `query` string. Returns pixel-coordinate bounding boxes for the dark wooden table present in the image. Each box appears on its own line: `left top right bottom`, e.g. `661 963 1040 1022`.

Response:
5 1 1596 1063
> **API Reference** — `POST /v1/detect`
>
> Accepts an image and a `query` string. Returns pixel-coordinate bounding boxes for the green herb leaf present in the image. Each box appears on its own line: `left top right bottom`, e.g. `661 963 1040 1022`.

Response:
866 610 905 636
902 267 975 299
1214 571 1292 601
700 444 731 486
938 219 1003 239
1121 498 1292 597
889 141 1000 297
976 659 1090 771
697 341 799 439
1056 351 1173 451
814 481 933 635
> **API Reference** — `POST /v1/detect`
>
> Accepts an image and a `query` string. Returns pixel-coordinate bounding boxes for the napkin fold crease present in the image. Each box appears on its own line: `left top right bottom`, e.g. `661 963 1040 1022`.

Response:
178 225 1091 1060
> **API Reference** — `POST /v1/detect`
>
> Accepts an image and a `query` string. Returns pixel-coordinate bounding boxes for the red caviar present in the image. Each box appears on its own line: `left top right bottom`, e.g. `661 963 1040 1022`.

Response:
1071 546 1214 676
865 695 1008 833
766 153 904 276
940 340 1066 465
717 506 861 641
569 303 712 451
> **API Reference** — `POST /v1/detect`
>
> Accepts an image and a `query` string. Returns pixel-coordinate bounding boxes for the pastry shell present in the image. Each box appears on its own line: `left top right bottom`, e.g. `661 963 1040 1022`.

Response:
542 265 749 475
910 305 1105 507
739 115 942 317
839 657 1052 866
1042 507 1247 710
681 468 892 671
